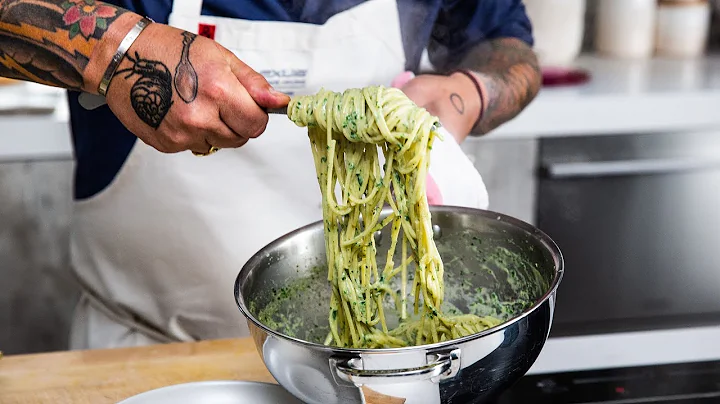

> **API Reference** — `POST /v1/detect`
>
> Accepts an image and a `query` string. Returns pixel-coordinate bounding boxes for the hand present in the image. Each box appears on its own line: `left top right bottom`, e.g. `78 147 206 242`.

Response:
92 20 289 154
394 71 482 144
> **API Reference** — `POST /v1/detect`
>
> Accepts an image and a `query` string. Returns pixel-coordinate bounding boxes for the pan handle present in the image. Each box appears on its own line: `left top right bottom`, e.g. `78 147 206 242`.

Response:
330 348 461 385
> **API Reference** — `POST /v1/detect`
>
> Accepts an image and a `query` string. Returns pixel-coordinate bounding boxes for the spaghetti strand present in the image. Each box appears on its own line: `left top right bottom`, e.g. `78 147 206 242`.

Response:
289 85 500 348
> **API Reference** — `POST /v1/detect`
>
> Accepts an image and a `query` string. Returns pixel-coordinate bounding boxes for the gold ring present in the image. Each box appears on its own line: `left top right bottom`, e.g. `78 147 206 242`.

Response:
192 146 220 157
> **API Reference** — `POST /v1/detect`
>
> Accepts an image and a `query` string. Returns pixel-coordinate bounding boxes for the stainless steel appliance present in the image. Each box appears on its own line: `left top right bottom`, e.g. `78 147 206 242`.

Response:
496 359 720 403
536 131 720 337
492 131 720 402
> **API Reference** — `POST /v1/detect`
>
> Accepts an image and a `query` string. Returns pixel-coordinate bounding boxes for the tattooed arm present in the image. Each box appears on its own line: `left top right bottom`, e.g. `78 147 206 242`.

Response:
455 38 542 135
399 0 540 142
399 38 540 142
0 0 134 91
0 0 288 153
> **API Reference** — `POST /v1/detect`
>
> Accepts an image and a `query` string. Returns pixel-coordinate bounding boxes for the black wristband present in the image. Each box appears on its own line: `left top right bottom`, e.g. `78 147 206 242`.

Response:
448 69 487 131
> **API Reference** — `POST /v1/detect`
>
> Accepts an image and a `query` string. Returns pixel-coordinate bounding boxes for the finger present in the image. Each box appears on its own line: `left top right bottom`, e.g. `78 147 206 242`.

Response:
219 46 290 108
205 120 251 149
189 139 213 156
189 136 248 155
233 60 289 108
183 130 216 155
218 77 269 140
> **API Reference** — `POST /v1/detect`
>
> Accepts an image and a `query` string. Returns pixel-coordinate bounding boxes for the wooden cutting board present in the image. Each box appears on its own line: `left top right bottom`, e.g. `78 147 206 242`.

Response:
0 338 274 404
0 77 19 86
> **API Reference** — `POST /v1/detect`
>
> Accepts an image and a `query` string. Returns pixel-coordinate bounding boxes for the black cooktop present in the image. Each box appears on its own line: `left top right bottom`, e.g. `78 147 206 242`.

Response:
493 360 720 403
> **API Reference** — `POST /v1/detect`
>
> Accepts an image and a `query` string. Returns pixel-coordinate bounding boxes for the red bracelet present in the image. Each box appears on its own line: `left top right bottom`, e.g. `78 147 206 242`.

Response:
449 69 487 131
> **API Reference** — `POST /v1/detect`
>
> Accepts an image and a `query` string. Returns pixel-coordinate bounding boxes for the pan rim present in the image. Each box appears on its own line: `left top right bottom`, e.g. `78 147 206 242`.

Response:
234 205 564 354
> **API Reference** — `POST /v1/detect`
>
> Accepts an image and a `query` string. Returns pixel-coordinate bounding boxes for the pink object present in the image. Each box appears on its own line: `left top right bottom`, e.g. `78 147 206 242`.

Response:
390 71 415 88
426 173 444 205
391 71 443 205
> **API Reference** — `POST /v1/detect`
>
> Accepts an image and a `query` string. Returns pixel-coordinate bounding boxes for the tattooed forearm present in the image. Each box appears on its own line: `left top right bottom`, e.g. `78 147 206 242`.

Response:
457 38 541 135
0 0 126 90
114 51 174 128
174 31 197 103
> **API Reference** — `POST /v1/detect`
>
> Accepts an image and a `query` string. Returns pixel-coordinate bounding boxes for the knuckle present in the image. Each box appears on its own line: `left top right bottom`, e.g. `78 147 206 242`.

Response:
221 138 245 149
224 135 249 149
247 114 269 139
248 73 270 89
164 129 183 144
234 133 250 145
212 126 235 142
207 127 235 148
183 111 211 131
205 80 228 101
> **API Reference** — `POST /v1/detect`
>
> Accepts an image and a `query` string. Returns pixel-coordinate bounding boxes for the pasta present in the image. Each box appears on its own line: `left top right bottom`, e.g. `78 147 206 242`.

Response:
288 85 501 348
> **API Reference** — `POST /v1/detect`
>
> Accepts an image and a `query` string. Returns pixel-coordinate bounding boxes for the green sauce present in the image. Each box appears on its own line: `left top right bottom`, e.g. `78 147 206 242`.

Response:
250 227 552 345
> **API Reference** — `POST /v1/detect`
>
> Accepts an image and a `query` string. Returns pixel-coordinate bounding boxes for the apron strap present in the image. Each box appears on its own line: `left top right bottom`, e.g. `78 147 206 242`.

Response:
70 268 184 344
170 0 203 18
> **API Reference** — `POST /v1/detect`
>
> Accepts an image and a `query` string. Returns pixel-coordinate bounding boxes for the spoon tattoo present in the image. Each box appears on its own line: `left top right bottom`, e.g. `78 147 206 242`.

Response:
175 32 198 103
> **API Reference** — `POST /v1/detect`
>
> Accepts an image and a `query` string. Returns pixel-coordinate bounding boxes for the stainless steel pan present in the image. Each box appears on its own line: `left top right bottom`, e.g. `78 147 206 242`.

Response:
234 206 563 404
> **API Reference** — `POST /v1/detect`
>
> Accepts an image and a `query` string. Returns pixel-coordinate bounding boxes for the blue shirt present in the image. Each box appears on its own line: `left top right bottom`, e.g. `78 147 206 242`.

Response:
69 0 533 200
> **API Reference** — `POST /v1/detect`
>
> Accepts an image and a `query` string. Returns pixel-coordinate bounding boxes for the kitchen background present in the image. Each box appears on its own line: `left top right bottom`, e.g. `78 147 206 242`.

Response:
3 0 720 356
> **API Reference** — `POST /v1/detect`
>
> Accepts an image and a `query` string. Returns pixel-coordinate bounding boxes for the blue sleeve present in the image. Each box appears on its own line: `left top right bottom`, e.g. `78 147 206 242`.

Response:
428 0 534 70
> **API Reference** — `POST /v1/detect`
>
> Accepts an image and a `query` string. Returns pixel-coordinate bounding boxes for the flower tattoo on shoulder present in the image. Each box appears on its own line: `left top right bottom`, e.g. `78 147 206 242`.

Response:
62 0 119 40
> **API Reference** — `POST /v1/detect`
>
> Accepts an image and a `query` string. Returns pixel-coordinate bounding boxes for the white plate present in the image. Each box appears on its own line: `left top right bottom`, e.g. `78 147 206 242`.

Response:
117 380 303 404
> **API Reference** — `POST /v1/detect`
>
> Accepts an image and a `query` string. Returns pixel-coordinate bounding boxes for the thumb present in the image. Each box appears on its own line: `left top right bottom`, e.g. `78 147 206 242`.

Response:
221 46 290 108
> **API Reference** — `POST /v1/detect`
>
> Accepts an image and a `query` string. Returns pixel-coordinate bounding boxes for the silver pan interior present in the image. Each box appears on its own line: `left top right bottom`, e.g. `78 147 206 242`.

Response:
238 206 560 348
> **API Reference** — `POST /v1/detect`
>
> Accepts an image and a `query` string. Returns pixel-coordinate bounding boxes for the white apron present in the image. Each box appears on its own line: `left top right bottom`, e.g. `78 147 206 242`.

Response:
69 0 489 350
